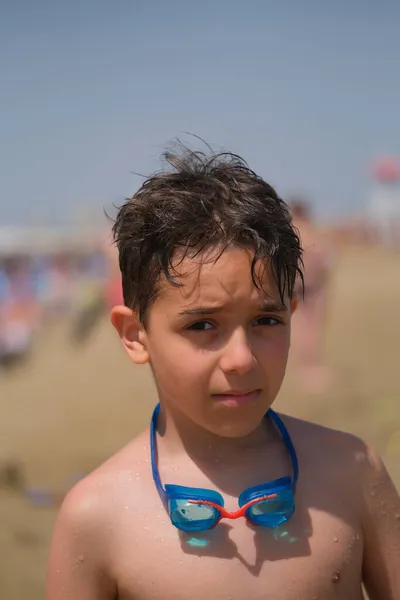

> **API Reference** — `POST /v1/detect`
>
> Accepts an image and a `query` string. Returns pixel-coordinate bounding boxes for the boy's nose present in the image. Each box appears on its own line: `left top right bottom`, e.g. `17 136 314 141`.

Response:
219 329 256 375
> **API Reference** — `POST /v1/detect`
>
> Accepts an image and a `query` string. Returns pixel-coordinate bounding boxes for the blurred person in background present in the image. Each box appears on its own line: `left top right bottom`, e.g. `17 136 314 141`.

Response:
0 256 39 371
70 234 123 344
45 254 75 318
103 234 124 309
290 199 336 393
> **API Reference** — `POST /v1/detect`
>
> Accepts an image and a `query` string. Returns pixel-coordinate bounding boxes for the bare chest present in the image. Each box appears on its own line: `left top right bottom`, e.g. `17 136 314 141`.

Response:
113 505 364 600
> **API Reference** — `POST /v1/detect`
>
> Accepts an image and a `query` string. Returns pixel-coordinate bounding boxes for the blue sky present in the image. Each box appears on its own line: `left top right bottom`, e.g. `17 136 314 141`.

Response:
1 1 399 225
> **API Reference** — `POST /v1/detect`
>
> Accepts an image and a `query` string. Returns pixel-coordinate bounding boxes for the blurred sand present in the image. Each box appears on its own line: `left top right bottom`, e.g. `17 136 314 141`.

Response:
1 245 399 600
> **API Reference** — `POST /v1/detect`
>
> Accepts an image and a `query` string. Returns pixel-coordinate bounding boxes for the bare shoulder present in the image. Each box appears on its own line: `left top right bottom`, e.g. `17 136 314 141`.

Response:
62 427 151 518
278 412 390 490
51 427 152 556
46 429 153 598
281 411 366 447
279 415 400 597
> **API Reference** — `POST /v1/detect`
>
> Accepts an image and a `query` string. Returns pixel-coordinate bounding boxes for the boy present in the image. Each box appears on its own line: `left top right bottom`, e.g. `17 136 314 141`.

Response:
46 148 400 600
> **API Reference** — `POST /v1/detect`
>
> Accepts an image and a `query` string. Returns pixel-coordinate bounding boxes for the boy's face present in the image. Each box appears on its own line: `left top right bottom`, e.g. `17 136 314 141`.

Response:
113 246 296 438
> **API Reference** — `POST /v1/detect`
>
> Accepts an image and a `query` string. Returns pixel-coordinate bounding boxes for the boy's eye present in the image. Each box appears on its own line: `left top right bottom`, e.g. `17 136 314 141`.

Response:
187 321 214 332
255 316 281 326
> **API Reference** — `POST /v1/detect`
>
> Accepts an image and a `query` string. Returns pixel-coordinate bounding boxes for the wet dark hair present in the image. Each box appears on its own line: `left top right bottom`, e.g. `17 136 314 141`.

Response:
112 146 303 323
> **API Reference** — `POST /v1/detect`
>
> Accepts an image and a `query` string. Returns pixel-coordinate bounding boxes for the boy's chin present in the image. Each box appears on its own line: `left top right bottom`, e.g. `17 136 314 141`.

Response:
201 408 272 439
165 397 273 439
208 420 266 439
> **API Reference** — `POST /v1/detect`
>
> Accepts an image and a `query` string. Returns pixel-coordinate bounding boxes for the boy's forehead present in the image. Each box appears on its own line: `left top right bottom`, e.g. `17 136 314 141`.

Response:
158 247 281 307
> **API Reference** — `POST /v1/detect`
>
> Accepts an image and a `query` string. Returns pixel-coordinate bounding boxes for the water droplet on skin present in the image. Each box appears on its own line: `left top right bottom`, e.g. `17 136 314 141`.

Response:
333 536 338 542
160 538 164 542
332 571 340 583
355 450 366 462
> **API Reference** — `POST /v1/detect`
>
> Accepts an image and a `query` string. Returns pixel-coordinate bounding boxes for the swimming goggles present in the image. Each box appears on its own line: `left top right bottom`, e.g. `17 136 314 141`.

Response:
150 404 299 532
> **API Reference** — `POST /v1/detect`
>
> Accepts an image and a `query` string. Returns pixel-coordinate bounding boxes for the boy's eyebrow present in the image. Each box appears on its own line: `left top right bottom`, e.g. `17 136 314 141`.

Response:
259 301 288 312
179 301 288 316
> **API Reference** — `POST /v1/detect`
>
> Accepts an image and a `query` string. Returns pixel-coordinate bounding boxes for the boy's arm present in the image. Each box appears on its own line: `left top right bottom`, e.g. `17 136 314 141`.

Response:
360 444 400 600
46 482 116 600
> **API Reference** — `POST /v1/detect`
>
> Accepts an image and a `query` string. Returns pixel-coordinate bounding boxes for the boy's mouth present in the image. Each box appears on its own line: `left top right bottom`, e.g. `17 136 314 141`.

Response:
212 389 261 407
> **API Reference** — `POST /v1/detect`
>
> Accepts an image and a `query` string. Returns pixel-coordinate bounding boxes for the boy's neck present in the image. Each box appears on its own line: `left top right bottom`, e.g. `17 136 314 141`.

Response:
155 403 275 465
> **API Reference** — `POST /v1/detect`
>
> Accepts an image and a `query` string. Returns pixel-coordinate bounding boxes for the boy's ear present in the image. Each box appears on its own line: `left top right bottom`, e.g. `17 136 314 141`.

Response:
110 305 149 365
290 297 298 314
